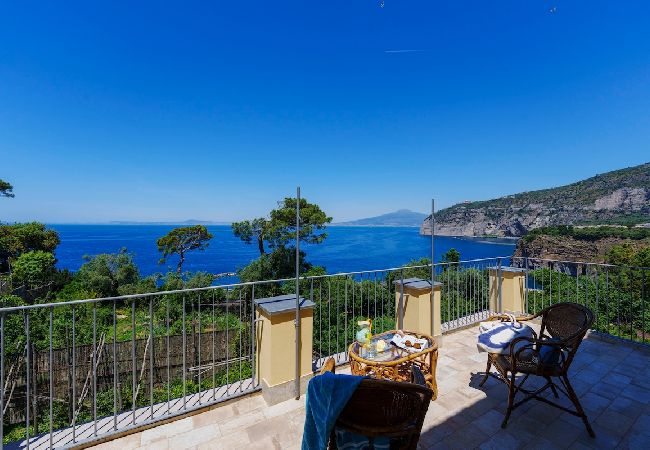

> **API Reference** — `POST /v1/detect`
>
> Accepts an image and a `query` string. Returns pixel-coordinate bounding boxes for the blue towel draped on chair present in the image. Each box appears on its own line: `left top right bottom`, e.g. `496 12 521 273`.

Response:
301 371 363 450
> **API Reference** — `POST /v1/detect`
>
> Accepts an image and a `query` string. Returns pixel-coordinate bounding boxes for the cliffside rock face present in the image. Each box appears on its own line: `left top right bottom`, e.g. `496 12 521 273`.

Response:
511 235 650 274
420 207 554 237
421 163 650 237
593 187 648 210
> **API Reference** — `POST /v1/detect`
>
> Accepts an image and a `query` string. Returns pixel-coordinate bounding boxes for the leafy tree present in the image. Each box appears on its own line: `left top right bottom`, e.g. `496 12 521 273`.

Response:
234 198 331 289
157 225 213 273
0 294 26 356
238 247 312 283
0 179 14 198
232 198 332 255
231 218 271 255
267 197 332 249
158 270 214 291
0 222 60 271
76 248 142 297
441 248 461 269
0 293 25 307
607 243 650 268
523 225 650 243
11 250 56 290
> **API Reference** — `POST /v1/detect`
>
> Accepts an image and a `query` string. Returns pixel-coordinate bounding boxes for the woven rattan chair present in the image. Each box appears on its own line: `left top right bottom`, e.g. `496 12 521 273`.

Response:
319 357 433 450
479 302 595 437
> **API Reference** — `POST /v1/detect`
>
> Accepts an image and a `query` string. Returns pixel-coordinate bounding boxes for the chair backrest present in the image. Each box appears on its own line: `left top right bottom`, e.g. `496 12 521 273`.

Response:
331 377 432 450
539 302 594 359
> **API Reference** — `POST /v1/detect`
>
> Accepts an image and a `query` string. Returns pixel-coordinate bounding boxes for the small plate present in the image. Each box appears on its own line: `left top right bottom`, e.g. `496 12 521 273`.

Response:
390 334 428 352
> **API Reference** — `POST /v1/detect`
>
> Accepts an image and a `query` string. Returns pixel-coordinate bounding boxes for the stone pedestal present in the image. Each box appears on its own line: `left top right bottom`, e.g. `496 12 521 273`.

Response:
488 267 526 315
254 294 314 405
394 278 443 347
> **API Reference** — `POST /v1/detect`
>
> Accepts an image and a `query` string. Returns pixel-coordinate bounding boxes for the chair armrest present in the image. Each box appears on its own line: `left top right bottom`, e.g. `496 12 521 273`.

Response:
487 313 537 323
319 358 336 375
411 365 427 387
508 334 566 370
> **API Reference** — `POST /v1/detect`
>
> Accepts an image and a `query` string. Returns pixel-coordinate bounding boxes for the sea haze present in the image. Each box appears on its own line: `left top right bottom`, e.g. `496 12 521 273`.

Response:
49 225 516 278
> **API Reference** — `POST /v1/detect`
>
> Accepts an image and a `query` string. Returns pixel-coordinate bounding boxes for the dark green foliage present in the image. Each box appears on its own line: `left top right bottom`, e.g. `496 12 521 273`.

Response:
75 248 142 297
231 218 271 255
158 270 214 291
607 244 650 268
385 257 433 282
11 250 57 289
157 225 213 273
232 197 332 257
0 222 60 271
234 197 331 298
0 179 14 198
441 248 461 267
311 275 396 359
522 225 650 244
239 248 311 281
266 197 332 249
526 266 650 343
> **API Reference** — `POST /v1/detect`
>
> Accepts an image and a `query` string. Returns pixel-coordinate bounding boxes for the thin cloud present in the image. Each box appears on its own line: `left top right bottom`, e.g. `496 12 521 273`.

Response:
384 49 428 53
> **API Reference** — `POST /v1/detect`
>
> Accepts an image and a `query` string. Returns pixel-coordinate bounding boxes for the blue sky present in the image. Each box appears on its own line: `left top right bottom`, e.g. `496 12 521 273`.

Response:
1 0 649 223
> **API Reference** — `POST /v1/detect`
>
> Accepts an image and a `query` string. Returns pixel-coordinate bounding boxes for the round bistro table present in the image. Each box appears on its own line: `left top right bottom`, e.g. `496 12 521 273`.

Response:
348 329 438 400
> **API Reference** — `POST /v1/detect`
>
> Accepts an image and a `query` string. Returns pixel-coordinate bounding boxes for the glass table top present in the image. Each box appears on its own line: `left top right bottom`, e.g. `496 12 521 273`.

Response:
351 331 431 362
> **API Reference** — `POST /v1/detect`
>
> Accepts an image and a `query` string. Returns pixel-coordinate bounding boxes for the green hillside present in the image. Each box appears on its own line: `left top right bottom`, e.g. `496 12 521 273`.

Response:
424 162 650 237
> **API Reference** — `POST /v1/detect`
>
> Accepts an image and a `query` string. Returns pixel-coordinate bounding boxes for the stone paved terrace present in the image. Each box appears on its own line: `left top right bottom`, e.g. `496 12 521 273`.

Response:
88 326 650 450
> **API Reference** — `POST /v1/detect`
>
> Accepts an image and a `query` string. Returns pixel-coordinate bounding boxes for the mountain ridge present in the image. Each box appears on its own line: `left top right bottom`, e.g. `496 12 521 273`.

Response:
421 162 650 237
334 209 427 227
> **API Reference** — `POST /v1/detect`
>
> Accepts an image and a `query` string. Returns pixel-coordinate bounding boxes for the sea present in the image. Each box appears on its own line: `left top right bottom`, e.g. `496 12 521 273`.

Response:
49 225 517 279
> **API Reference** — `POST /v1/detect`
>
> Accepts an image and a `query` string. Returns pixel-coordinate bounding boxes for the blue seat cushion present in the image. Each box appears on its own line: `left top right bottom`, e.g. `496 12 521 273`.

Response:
334 428 391 450
538 338 562 366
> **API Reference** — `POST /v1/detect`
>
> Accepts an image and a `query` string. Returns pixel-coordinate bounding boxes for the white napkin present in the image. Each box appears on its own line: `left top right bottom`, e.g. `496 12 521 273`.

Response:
391 334 429 352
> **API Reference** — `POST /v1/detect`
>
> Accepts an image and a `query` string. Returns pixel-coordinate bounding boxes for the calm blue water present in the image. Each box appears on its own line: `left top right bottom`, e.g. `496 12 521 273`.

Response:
49 225 516 278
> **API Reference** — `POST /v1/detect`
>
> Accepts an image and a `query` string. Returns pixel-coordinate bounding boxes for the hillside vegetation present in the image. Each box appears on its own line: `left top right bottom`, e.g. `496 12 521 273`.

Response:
421 162 650 237
513 225 650 268
521 225 650 243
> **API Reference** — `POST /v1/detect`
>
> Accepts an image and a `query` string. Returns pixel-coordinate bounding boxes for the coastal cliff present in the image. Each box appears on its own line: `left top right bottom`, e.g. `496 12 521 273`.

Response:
510 226 650 273
421 162 650 237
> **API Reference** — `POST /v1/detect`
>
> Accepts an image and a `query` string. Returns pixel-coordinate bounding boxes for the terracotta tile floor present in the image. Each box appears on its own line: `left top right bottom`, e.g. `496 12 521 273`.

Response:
89 326 650 449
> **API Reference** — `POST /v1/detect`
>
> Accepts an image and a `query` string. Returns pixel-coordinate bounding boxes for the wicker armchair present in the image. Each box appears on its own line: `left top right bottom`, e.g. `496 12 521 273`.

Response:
319 358 433 450
479 302 595 437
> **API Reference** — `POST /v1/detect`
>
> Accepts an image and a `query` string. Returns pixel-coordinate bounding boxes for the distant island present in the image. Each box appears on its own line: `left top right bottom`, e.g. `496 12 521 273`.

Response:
421 162 650 237
334 209 427 227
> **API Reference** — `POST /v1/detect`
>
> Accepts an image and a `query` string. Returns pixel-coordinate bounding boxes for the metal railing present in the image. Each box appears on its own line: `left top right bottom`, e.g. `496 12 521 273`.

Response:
0 256 512 448
309 257 508 369
514 257 650 345
439 257 503 331
0 281 269 449
308 269 400 370
7 255 645 448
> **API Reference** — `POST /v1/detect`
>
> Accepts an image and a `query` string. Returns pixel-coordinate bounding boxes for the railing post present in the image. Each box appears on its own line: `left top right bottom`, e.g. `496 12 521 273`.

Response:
1 313 4 447
255 294 314 406
398 269 404 330
489 262 526 315
394 278 443 346
524 257 529 314
294 186 301 400
430 199 436 338
497 257 503 312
